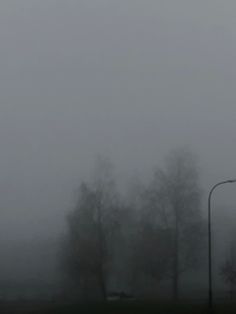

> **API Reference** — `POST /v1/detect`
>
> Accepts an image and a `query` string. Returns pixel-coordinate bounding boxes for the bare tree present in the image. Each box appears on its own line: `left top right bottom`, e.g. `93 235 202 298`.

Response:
221 237 236 299
145 148 204 300
64 158 121 300
131 221 172 288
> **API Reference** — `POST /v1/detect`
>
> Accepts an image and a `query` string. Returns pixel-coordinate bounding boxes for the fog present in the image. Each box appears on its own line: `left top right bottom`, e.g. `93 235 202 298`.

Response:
0 0 236 300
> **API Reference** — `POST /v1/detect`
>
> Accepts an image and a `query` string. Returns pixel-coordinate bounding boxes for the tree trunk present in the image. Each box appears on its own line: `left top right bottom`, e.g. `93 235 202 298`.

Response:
97 197 107 301
172 212 179 301
98 270 107 301
173 259 179 301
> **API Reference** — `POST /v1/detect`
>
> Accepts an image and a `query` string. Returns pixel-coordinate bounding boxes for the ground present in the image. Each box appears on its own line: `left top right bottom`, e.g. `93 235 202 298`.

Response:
0 300 235 313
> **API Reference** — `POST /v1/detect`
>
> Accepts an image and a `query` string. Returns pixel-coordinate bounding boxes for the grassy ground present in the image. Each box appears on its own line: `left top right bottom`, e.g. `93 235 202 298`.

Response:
0 300 235 313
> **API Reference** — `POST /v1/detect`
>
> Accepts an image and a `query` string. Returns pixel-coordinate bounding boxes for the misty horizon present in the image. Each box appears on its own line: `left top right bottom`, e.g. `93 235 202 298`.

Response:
0 1 235 308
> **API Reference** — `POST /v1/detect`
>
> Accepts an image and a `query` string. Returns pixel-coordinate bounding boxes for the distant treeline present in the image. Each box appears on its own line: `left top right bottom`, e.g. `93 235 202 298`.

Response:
62 148 205 301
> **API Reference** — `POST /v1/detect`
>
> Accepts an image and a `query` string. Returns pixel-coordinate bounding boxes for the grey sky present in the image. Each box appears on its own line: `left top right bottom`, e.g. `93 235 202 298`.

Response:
0 0 236 242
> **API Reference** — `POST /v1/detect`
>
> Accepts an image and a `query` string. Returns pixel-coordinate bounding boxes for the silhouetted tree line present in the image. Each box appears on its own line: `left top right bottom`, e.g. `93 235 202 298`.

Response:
220 232 236 299
62 149 205 301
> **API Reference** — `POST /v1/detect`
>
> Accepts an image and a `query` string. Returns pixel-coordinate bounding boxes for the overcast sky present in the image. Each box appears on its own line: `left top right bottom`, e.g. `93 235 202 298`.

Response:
0 0 236 242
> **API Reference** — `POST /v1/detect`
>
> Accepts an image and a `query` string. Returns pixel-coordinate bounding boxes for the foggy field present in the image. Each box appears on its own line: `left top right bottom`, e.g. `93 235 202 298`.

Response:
2 0 236 309
0 301 236 314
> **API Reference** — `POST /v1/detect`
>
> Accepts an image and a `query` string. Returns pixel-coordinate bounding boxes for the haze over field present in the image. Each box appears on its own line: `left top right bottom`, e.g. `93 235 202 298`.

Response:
0 0 235 299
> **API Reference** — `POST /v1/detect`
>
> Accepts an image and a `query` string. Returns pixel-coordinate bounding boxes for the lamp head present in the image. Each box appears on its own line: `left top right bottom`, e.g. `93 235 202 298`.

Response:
227 179 236 183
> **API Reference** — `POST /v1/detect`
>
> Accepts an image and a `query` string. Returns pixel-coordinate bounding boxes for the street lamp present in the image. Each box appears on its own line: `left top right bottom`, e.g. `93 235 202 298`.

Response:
208 179 236 310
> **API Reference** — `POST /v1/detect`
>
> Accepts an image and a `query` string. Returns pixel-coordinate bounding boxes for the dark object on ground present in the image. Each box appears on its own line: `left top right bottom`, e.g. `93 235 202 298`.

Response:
107 291 135 301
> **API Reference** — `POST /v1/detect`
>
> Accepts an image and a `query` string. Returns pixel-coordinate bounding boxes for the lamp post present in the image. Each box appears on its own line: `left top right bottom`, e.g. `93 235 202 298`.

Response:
208 179 236 310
